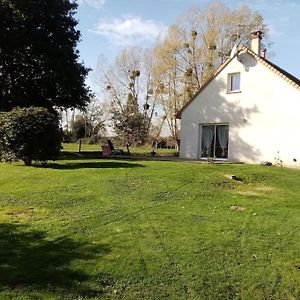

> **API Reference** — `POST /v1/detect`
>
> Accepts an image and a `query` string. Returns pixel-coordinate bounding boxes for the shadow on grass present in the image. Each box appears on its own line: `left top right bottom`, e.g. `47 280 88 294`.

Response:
59 151 103 160
0 223 110 296
58 151 179 161
45 161 145 170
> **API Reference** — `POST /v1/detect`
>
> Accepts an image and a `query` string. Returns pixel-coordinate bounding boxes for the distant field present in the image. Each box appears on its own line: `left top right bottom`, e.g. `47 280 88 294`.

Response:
63 142 178 156
0 150 299 299
63 142 102 152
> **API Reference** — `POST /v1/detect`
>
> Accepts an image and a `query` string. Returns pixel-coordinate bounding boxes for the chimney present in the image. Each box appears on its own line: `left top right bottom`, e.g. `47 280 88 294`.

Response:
251 30 263 56
262 48 267 59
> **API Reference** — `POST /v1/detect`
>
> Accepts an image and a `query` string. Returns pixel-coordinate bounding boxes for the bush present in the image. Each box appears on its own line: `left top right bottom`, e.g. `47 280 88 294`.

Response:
70 115 104 144
0 107 62 166
71 116 86 141
62 130 76 143
81 136 102 145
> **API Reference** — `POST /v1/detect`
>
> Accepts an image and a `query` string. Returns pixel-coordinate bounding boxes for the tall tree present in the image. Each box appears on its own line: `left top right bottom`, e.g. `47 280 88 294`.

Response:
0 0 92 112
152 1 269 146
97 47 156 145
152 25 184 147
82 98 107 140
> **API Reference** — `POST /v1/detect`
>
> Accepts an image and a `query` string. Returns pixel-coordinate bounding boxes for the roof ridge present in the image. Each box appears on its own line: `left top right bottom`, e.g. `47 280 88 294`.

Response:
241 47 300 89
176 47 300 119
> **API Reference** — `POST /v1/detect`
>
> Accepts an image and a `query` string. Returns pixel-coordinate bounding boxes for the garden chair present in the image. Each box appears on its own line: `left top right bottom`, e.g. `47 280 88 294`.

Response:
106 140 124 156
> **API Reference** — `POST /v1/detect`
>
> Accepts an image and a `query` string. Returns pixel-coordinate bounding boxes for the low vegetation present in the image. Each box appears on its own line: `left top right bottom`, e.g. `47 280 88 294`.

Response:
63 142 178 157
0 148 299 299
0 107 62 166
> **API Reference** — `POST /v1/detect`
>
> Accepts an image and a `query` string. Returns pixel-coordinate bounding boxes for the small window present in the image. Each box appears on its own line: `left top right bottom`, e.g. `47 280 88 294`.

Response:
228 73 240 92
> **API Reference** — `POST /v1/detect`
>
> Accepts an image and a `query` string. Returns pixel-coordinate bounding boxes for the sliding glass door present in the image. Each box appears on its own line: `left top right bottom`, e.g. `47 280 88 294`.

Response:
200 124 229 159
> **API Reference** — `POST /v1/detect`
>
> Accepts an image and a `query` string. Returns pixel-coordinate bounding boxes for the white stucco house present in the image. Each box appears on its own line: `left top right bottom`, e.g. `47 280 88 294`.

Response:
176 31 300 167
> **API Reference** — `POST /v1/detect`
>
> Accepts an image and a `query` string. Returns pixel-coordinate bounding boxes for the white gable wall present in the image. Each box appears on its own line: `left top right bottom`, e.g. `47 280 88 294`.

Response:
180 52 300 167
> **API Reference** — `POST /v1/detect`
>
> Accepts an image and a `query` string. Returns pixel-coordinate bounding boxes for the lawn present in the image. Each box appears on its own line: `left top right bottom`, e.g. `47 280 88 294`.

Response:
0 149 299 299
63 142 178 156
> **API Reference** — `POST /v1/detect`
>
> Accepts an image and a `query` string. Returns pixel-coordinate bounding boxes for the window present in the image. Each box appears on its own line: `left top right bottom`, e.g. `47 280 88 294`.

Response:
200 124 229 159
228 73 240 92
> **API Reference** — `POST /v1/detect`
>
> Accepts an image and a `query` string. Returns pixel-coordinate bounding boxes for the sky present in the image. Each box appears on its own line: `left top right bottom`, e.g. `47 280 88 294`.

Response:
75 0 300 96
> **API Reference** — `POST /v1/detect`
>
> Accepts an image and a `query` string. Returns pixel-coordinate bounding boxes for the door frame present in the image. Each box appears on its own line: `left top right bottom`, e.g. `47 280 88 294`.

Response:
198 123 229 160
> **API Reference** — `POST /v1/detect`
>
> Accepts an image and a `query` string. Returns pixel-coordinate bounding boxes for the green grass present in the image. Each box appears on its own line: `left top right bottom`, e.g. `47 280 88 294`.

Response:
0 150 299 299
63 142 178 156
63 142 102 152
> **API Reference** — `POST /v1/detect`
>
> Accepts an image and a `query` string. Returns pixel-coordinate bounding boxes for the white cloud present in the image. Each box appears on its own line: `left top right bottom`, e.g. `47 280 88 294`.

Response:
77 0 106 9
90 16 167 46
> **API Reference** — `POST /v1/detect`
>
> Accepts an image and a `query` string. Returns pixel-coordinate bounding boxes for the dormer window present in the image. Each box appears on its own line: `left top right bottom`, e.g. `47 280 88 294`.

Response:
228 73 240 92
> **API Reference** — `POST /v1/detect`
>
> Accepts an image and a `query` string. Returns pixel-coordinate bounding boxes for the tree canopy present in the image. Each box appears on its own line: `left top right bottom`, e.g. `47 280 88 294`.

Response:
98 48 156 145
151 2 269 144
0 0 92 112
97 1 270 146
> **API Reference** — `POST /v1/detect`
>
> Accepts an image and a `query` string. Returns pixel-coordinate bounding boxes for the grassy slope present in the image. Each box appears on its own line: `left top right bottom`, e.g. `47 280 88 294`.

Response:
0 152 299 299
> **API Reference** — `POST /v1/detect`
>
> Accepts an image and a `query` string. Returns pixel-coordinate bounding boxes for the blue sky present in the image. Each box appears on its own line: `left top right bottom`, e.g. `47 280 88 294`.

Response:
75 0 300 95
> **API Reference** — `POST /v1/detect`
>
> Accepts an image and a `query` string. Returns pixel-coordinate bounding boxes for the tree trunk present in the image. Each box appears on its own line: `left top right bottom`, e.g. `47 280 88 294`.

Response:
126 142 131 155
23 156 32 166
175 139 180 151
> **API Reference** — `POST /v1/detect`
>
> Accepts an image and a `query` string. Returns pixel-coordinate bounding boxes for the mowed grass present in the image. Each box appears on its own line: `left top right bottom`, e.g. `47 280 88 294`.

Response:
63 142 178 156
0 150 299 299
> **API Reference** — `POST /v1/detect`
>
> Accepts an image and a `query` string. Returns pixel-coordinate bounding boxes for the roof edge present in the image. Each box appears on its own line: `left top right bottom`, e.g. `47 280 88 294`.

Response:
175 55 235 119
176 47 300 119
242 47 300 91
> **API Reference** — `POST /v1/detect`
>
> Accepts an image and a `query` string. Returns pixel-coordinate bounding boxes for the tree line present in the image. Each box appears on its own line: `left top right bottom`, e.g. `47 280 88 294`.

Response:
97 1 269 148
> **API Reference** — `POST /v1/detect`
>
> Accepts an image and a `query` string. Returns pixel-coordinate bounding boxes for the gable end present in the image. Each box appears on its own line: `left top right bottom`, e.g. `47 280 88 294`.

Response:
176 47 300 119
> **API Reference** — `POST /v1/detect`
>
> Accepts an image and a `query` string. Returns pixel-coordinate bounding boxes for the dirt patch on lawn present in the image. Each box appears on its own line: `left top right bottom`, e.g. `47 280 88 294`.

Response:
254 186 274 192
236 186 274 197
6 208 34 218
213 181 235 190
230 205 246 211
224 174 244 183
237 191 260 196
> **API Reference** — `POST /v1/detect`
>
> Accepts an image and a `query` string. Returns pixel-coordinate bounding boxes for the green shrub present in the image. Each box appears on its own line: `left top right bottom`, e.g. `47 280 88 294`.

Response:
80 136 102 144
0 107 62 166
71 116 86 141
62 130 76 143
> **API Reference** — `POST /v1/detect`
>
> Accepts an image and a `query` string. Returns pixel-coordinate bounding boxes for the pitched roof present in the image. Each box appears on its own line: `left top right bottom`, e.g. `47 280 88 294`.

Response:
176 47 300 119
243 47 300 89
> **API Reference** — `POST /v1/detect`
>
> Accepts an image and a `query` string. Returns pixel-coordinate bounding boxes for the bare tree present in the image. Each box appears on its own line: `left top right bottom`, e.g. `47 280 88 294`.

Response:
151 1 269 147
96 47 156 146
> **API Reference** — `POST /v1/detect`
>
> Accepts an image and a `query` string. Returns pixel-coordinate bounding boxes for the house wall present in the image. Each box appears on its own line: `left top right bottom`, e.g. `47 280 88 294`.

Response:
180 52 300 167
